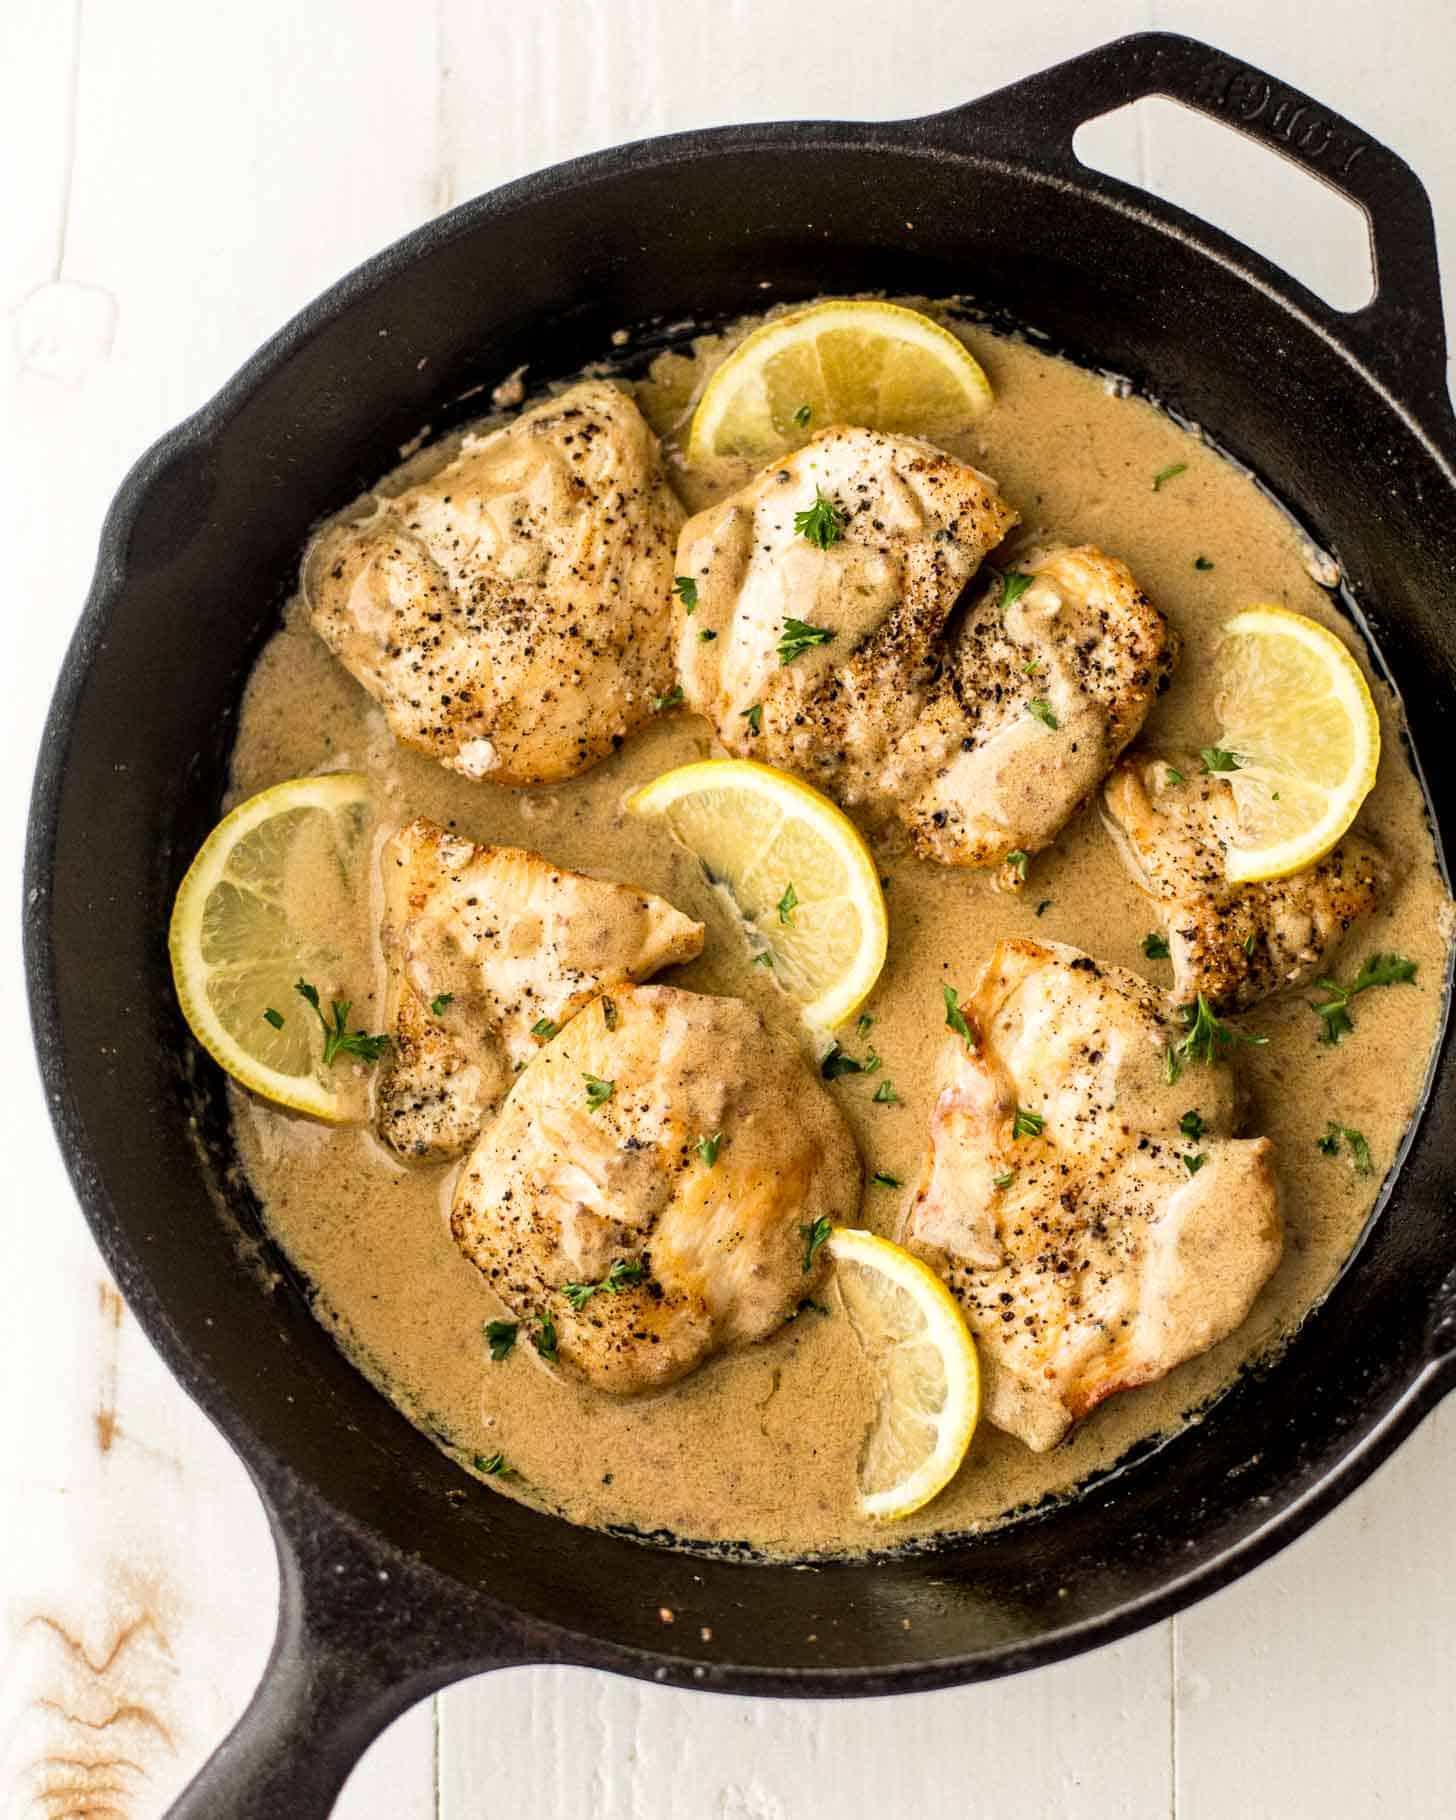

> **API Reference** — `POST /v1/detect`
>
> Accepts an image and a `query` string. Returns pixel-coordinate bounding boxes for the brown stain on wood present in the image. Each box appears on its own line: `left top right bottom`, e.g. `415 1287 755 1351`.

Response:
16 1591 179 1820
24 1613 170 1679
94 1283 123 1454
32 1698 175 1750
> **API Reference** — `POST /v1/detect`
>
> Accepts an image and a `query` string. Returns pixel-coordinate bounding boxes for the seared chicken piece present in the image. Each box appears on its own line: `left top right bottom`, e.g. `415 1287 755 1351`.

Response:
1104 753 1389 1011
451 984 861 1394
675 427 1018 803
377 819 703 1161
884 546 1177 868
904 939 1281 1451
305 381 683 784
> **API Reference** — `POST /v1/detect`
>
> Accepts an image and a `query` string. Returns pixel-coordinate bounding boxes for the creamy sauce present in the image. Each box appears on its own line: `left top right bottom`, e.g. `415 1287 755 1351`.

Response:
227 304 1450 1558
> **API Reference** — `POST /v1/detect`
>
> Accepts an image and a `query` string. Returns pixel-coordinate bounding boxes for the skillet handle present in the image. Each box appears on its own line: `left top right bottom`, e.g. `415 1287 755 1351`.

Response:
164 1478 528 1819
915 32 1455 439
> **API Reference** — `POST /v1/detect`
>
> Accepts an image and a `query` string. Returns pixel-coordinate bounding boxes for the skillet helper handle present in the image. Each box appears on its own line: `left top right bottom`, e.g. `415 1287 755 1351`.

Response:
919 32 1455 438
165 1482 526 1820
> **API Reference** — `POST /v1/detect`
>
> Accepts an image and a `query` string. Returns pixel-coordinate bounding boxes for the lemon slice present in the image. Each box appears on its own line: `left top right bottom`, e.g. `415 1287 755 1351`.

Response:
626 758 887 1030
169 772 375 1119
688 300 993 463
828 1228 980 1521
1213 605 1381 884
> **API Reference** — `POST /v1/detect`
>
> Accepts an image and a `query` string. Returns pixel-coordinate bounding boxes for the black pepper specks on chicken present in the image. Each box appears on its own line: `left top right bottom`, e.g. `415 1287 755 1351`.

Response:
376 819 703 1162
449 985 861 1394
903 937 1281 1451
1103 752 1390 1010
305 381 684 784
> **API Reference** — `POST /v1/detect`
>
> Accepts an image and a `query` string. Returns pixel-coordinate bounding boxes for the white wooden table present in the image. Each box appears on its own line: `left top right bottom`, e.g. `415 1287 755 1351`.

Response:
4 3 1454 1815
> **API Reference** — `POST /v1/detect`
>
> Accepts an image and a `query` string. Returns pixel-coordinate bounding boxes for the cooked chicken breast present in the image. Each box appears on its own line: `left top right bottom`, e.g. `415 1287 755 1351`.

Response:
884 546 1177 869
305 381 683 784
904 938 1281 1451
450 984 861 1394
1103 752 1390 1010
377 820 703 1161
675 427 1018 802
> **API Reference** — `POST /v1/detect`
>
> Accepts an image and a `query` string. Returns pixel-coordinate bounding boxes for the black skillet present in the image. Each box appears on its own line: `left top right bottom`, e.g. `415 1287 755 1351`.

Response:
24 31 1456 1818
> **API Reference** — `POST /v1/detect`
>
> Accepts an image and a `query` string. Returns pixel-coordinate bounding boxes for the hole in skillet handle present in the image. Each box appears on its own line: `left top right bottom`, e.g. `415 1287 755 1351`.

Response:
1073 96 1374 313
903 31 1456 440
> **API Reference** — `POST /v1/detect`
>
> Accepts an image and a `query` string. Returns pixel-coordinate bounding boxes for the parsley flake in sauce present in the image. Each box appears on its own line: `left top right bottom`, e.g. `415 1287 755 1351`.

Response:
799 1216 832 1272
1313 952 1418 1044
485 1320 518 1362
293 979 389 1066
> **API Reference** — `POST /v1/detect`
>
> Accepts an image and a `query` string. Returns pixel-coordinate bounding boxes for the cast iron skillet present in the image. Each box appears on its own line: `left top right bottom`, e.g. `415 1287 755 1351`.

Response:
24 31 1456 1819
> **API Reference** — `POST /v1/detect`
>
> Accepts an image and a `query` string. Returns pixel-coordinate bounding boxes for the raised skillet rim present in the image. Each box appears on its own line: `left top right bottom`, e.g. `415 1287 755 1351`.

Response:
23 29 1456 1717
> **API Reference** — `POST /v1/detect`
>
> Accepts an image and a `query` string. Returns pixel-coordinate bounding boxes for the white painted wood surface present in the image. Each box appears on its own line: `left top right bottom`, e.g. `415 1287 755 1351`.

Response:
3 2 1453 1815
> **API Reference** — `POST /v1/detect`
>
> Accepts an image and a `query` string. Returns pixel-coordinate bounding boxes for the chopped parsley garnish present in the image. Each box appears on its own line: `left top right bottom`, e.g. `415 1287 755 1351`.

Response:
1183 1152 1208 1176
863 1048 882 1074
430 992 455 1016
1317 1121 1373 1175
998 570 1034 610
293 979 390 1066
532 1308 558 1363
793 403 813 428
673 575 699 612
563 1257 647 1309
1012 1106 1046 1140
1164 994 1268 1082
1312 952 1419 1044
821 1043 863 1081
652 685 685 712
262 1007 285 1029
856 1013 874 1039
993 1169 1017 1190
1179 1109 1207 1142
583 1073 615 1111
484 1319 518 1362
601 997 618 1031
531 1017 558 1041
777 617 836 664
1200 746 1243 774
1243 932 1257 957
1005 848 1029 883
1165 765 1185 785
1142 931 1171 960
873 1080 899 1104
474 1451 509 1475
1153 462 1188 491
794 488 845 550
1036 898 1052 917
1022 657 1041 676
943 985 974 1048
698 627 717 642
869 1171 902 1189
1194 555 1215 571
777 882 798 924
741 702 763 735
695 1131 723 1167
1027 697 1059 730
752 949 775 968
800 1216 832 1273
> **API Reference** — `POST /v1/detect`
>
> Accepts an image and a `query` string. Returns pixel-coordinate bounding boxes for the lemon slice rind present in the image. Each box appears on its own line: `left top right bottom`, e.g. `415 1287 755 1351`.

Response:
626 758 888 1030
688 300 994 464
169 772 372 1120
828 1227 980 1522
1214 605 1380 885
